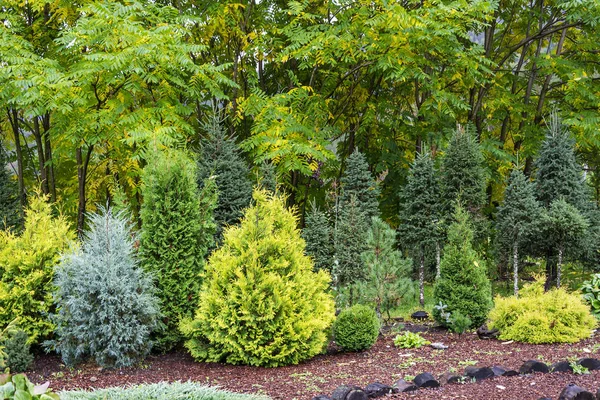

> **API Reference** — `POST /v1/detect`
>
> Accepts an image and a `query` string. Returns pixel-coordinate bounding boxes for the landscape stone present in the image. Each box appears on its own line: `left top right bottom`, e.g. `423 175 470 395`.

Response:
439 372 462 385
413 372 440 388
332 385 365 400
313 397 333 400
519 360 549 374
558 383 594 400
465 366 495 381
476 324 499 340
430 342 448 350
411 311 429 320
578 358 600 371
364 382 394 398
492 365 518 376
551 361 573 373
394 379 417 393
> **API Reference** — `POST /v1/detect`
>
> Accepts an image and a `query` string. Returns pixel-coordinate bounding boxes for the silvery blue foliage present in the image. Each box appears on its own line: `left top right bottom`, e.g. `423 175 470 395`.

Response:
48 207 161 368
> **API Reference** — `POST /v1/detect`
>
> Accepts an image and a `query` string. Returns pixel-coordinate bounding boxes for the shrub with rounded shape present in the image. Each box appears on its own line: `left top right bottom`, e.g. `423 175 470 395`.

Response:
180 189 335 367
2 329 33 372
333 304 379 352
49 207 161 368
489 278 596 344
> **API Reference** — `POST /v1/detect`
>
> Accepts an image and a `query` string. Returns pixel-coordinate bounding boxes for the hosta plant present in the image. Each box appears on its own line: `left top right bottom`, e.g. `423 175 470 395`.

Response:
581 274 600 318
0 373 58 400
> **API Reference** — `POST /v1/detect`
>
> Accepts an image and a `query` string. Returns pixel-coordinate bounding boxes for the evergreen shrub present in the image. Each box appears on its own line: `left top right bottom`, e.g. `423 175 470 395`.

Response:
180 190 335 367
433 205 492 328
333 304 379 352
489 278 596 344
49 208 161 368
0 194 75 343
1 329 33 372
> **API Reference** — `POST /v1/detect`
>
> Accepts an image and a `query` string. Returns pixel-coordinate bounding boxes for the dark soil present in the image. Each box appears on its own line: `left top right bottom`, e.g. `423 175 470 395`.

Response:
27 323 600 399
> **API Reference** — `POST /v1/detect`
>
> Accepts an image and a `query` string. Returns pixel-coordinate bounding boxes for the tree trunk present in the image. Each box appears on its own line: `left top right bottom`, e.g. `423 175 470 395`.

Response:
42 113 56 202
513 241 519 297
435 242 441 280
8 109 26 214
33 117 49 195
76 145 94 235
557 244 563 289
419 246 425 307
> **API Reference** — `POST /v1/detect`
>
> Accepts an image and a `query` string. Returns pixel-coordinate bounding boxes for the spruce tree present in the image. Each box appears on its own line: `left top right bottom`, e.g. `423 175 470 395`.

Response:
302 201 333 273
399 151 444 306
334 195 369 305
180 189 335 367
359 217 414 322
339 150 380 219
0 144 22 230
50 207 161 368
257 161 278 193
496 168 541 296
433 205 492 329
139 150 216 351
198 117 252 240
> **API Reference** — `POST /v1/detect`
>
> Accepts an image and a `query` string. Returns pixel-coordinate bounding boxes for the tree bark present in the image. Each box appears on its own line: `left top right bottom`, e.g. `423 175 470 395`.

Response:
435 242 441 280
33 117 49 195
76 145 94 235
513 241 519 297
419 246 425 307
557 244 563 289
8 109 26 213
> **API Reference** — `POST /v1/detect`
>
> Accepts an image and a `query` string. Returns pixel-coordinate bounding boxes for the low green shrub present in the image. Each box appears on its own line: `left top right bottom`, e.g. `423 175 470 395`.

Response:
60 382 270 400
393 331 430 349
333 304 379 352
489 278 596 344
0 373 58 399
2 329 33 372
449 312 472 335
581 274 600 318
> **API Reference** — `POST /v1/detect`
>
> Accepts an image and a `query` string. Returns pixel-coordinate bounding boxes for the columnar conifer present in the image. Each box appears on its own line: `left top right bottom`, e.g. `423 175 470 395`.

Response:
339 150 380 219
302 201 333 272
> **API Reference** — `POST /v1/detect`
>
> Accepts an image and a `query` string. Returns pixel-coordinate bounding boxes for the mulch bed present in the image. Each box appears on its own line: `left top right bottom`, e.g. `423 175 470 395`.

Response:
27 323 600 399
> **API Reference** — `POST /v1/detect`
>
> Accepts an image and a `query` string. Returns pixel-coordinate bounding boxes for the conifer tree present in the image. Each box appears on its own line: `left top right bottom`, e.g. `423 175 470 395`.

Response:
399 151 444 306
334 195 369 304
302 201 333 272
180 189 335 367
0 144 22 230
198 117 252 240
339 150 380 219
433 205 492 328
496 168 541 296
359 217 414 322
257 161 278 194
139 150 216 351
50 207 161 368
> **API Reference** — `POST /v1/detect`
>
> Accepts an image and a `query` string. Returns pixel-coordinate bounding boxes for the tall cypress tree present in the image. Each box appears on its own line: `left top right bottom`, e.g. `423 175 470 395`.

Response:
198 117 252 240
339 150 380 220
0 144 22 230
496 168 541 296
139 150 217 351
399 151 444 306
302 201 333 273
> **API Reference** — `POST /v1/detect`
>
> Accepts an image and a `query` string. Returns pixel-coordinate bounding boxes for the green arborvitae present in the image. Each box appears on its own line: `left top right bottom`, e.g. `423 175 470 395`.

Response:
180 189 335 367
139 150 216 351
495 168 541 296
49 207 161 368
0 144 22 231
334 195 369 304
359 217 414 323
302 201 333 273
339 149 380 220
198 117 252 240
433 205 492 329
399 151 444 306
441 128 487 212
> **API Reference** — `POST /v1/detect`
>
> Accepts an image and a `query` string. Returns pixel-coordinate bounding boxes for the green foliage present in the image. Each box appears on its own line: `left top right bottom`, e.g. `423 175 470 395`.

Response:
0 145 22 231
48 207 161 368
180 190 335 367
581 274 600 318
333 305 380 352
358 217 414 322
0 319 19 370
1 330 33 373
339 150 380 219
393 331 430 349
302 202 333 272
0 194 75 344
198 116 252 240
334 196 369 294
139 150 216 352
489 279 597 344
0 373 59 400
541 199 588 252
433 205 492 328
571 362 590 375
448 312 472 335
61 381 270 400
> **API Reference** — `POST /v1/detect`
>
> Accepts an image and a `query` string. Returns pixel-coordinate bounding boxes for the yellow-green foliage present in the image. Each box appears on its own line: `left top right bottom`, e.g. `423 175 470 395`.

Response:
489 279 596 344
180 189 335 367
0 195 75 343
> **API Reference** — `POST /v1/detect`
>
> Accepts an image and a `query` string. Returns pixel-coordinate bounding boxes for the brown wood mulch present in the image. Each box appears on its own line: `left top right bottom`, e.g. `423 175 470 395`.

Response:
26 324 600 400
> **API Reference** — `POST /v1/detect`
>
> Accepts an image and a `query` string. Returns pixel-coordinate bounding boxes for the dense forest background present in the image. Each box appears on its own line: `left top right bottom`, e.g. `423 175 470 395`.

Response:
1 0 599 236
